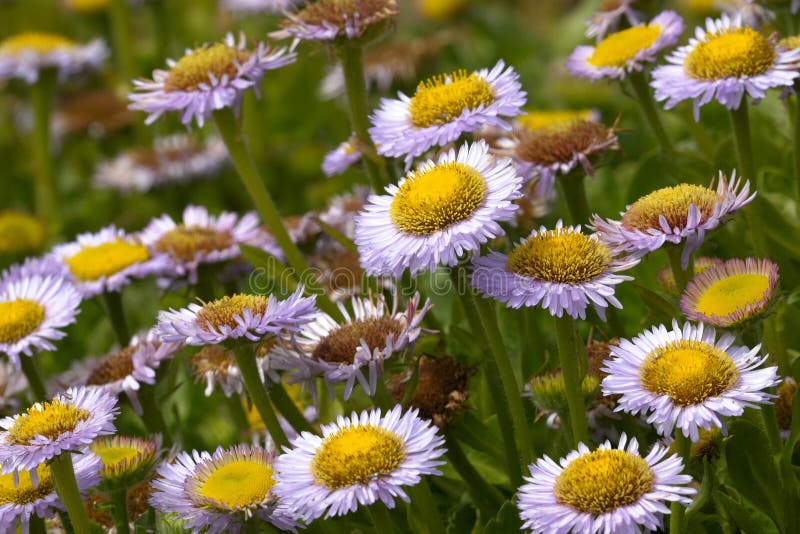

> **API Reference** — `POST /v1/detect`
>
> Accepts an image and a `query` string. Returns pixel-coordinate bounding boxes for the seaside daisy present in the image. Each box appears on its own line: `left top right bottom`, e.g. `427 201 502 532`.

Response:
322 136 362 177
0 271 81 368
151 443 298 533
355 141 523 277
517 433 695 534
90 435 161 490
680 257 779 327
567 11 685 81
0 32 107 83
0 452 101 532
190 343 277 397
50 225 166 298
0 386 118 473
657 256 722 293
129 33 296 127
586 0 641 41
471 221 639 320
651 14 800 120
271 0 399 43
0 211 47 255
93 134 228 193
157 286 318 346
369 62 526 166
590 171 755 267
274 405 446 520
602 321 780 440
271 293 430 401
318 185 369 240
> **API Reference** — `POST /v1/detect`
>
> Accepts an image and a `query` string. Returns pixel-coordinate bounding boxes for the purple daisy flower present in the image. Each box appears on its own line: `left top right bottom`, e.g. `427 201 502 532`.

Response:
355 141 523 278
651 14 800 120
1 257 70 284
471 221 638 320
322 137 362 177
129 33 296 127
0 32 107 84
0 386 118 473
270 0 399 43
590 171 754 268
369 61 526 167
567 10 685 81
156 286 318 346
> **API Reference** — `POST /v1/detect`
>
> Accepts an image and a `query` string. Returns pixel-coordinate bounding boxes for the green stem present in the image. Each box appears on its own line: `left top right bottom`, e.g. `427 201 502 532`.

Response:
628 70 674 155
212 108 342 320
30 70 58 226
670 431 691 534
761 402 783 454
20 354 47 401
109 0 135 89
269 381 314 435
137 384 172 447
336 44 387 191
368 502 395 533
474 296 534 465
665 246 694 295
232 345 289 449
29 515 47 534
444 434 506 518
102 290 130 346
561 172 592 225
553 315 590 446
110 488 130 534
793 93 800 199
50 454 91 534
407 478 446 534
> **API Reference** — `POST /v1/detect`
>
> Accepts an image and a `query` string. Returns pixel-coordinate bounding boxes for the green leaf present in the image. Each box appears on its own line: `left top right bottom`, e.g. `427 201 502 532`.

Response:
446 503 477 534
715 490 780 534
632 284 680 321
482 501 522 533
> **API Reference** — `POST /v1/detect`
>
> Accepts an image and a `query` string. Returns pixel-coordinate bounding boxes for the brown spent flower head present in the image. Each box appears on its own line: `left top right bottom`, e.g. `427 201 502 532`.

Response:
86 480 153 528
777 377 797 431
191 345 237 381
311 248 365 301
281 0 399 41
86 345 137 386
390 355 475 428
313 316 405 364
586 338 618 381
55 90 134 137
513 119 620 169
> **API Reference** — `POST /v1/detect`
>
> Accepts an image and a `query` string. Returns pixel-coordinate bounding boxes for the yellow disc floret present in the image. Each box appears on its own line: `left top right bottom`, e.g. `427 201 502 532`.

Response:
390 162 487 235
164 43 252 92
506 228 612 284
0 32 76 55
693 273 770 319
588 25 662 68
0 212 47 254
622 184 720 231
0 464 53 505
7 399 90 445
198 460 275 508
311 424 406 489
66 240 150 281
154 226 233 262
686 27 776 80
196 294 269 330
0 300 45 344
639 339 739 406
554 449 654 514
408 70 494 128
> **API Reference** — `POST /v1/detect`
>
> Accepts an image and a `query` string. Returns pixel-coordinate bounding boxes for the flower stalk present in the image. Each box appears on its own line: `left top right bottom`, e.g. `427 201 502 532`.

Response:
553 315 590 446
19 354 47 401
669 431 691 534
110 487 131 534
560 172 592 225
50 453 92 534
103 290 130 346
627 71 673 155
665 246 694 294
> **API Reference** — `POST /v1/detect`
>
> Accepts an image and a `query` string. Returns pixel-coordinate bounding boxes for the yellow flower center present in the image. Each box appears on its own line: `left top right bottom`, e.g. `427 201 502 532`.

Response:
66 240 150 281
588 25 662 68
196 294 269 330
622 184 720 231
408 70 494 128
516 110 594 132
514 119 615 165
0 32 76 55
87 345 137 385
0 464 53 506
506 228 612 284
6 399 90 445
96 445 141 467
390 161 487 236
780 36 800 50
90 436 155 480
693 273 770 320
554 449 654 515
311 424 406 489
0 299 45 344
154 226 233 262
198 459 275 508
312 316 404 364
639 339 739 406
685 27 776 80
0 212 46 254
164 43 251 92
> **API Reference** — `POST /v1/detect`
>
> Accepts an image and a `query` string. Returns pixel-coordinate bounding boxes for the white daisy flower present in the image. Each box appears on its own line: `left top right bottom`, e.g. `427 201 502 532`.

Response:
0 32 107 84
322 137 362 177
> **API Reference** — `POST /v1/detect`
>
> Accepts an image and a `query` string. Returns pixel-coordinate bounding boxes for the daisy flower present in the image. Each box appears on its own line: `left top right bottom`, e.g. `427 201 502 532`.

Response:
270 293 430 401
0 452 101 533
0 257 69 285
471 221 638 320
355 141 523 277
0 271 81 368
50 225 166 298
369 62 526 166
151 443 298 534
274 405 446 520
0 386 118 473
318 185 370 240
680 257 779 328
586 0 642 41
0 211 46 255
720 0 776 28
141 205 265 285
590 171 755 268
129 33 296 127
657 256 722 293
93 134 228 193
602 321 780 440
322 136 362 177
271 0 398 43
190 344 277 397
53 90 134 140
651 14 800 120
567 11 685 81
221 0 296 14
517 434 695 534
157 286 318 346
0 32 107 84
90 435 161 491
